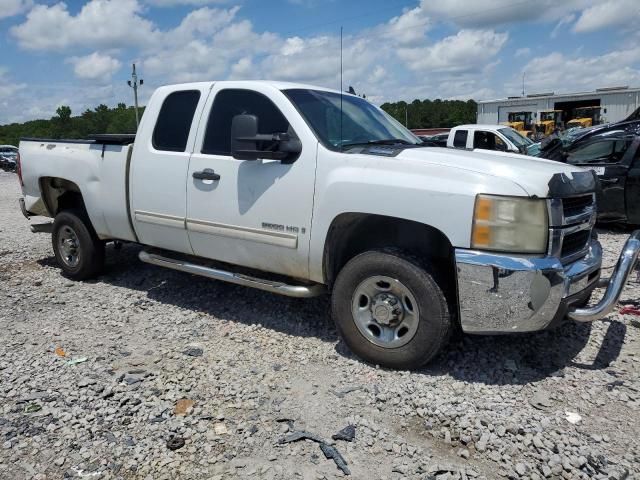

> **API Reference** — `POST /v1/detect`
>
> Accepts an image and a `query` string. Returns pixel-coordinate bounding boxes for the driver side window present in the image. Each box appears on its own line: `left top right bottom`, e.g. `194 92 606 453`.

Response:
202 89 294 156
566 139 630 165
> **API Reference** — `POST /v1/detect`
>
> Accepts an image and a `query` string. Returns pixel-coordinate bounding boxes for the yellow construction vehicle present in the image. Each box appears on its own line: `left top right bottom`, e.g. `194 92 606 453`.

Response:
504 111 534 138
535 110 563 136
566 106 602 128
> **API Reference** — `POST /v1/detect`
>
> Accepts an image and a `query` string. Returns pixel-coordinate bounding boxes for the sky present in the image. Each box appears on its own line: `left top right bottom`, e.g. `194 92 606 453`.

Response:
0 0 639 124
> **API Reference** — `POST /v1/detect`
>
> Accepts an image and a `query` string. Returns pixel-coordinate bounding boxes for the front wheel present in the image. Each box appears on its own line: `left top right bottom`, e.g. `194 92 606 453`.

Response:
331 250 451 370
52 209 105 280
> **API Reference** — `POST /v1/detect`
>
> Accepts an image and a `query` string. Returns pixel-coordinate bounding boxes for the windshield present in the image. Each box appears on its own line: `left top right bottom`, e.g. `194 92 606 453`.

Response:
509 113 527 123
283 89 421 150
498 127 532 147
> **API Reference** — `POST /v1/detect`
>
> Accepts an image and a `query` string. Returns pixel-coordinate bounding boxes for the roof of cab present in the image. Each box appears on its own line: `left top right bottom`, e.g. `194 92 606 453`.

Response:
452 124 512 131
159 80 348 97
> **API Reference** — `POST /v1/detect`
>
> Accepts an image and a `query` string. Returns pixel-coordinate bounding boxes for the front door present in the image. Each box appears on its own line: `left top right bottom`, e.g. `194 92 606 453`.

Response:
566 136 635 222
625 142 640 224
185 84 318 279
129 85 210 253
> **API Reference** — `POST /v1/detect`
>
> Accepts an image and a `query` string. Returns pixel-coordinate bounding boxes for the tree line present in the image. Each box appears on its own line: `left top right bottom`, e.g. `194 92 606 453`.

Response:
0 103 143 147
0 97 477 146
381 99 477 129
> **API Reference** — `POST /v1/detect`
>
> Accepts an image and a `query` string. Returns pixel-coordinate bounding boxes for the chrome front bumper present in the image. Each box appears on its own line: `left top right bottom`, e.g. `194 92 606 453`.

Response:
455 231 640 333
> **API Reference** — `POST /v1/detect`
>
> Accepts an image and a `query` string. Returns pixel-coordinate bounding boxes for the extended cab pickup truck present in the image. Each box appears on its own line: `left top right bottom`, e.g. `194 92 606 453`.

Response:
446 124 539 155
17 81 640 369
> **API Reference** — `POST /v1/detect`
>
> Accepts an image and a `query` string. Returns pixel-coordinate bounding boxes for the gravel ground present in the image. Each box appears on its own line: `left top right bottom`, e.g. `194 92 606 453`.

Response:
0 170 639 480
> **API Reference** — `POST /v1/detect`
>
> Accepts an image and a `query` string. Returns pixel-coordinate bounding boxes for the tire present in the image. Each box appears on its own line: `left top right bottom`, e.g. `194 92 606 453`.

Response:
52 209 104 280
331 249 451 370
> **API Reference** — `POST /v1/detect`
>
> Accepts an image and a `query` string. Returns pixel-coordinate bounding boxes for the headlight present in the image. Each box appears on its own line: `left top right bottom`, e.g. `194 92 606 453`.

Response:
471 194 548 253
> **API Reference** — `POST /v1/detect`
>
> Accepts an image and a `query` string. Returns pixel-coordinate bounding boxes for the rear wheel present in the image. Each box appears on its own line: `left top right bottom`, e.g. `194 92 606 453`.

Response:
331 250 451 370
52 209 104 280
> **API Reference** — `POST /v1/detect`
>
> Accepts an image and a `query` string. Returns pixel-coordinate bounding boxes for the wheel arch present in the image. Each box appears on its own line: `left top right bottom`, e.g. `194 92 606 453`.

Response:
39 177 87 216
322 213 457 304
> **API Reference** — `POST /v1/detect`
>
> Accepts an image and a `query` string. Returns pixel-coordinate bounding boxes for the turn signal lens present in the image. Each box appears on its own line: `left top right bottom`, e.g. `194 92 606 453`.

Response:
471 195 548 253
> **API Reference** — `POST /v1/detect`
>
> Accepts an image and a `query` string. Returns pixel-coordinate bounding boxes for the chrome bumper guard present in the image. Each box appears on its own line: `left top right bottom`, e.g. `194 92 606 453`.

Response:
455 231 640 333
567 230 640 322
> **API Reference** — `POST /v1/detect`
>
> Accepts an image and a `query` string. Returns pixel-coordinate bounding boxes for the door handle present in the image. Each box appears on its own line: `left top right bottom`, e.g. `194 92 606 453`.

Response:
599 178 619 184
193 170 221 181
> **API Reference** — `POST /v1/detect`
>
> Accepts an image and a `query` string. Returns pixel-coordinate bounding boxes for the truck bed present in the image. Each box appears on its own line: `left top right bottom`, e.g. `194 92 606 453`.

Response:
19 134 137 242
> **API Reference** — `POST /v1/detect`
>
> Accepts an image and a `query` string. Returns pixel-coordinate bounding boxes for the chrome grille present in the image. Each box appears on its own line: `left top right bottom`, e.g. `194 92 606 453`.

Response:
548 193 596 264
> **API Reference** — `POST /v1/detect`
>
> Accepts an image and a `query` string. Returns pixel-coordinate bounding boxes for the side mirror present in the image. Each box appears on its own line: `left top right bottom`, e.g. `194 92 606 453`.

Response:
231 114 259 160
231 114 302 163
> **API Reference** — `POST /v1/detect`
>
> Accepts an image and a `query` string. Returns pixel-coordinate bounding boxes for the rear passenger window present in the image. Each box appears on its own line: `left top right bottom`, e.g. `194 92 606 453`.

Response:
152 90 201 152
202 89 291 156
453 130 468 148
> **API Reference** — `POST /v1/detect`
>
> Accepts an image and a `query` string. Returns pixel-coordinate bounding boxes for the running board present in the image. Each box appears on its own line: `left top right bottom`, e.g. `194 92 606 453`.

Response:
30 222 53 234
138 251 326 298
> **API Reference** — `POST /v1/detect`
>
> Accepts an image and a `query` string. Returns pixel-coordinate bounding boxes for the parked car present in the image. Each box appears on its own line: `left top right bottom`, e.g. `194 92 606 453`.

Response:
0 145 18 171
17 80 640 369
446 124 539 155
539 121 640 224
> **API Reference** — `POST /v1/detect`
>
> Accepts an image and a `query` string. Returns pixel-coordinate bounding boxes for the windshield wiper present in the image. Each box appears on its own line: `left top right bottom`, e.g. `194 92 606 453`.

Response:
340 138 413 149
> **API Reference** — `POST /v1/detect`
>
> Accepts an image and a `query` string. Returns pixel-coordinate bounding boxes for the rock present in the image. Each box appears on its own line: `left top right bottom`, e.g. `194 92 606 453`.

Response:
458 448 470 459
565 411 582 425
515 463 528 476
530 389 553 410
183 346 203 357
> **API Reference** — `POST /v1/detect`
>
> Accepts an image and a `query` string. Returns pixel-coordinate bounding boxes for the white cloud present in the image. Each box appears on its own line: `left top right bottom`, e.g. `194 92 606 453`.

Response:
0 0 33 19
11 0 158 51
67 52 122 81
0 67 26 100
518 48 640 94
146 0 229 6
514 47 531 58
573 0 640 33
398 29 508 73
419 0 591 28
550 14 576 38
383 6 430 46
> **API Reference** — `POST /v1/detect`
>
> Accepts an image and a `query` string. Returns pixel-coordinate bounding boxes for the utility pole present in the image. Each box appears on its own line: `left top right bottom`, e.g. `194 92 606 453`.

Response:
127 63 143 128
522 72 525 97
405 104 408 128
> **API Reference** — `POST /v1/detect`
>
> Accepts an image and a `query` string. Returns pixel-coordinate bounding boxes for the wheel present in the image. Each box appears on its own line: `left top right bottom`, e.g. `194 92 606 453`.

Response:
331 250 451 370
52 209 104 280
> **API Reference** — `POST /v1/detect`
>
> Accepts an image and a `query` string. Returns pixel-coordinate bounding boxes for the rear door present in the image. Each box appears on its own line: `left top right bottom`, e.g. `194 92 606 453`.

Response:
129 85 211 253
185 84 318 279
450 129 468 149
565 136 634 222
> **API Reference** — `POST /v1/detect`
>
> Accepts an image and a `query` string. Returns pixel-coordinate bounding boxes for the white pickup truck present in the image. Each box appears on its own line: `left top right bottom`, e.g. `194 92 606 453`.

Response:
17 81 640 369
446 124 538 155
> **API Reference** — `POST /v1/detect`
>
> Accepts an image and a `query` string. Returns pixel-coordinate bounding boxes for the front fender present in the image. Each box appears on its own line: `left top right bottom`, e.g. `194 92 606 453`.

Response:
308 150 528 283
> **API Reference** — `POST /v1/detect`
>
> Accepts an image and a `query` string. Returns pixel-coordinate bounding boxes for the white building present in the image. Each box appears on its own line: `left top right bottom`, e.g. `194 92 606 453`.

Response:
477 86 640 125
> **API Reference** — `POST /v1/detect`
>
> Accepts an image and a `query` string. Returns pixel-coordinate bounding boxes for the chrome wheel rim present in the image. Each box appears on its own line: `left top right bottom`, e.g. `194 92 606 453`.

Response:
58 226 80 268
351 275 419 348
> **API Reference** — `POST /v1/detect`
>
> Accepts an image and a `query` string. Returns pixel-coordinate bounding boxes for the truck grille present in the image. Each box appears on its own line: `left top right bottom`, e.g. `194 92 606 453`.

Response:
548 193 596 264
561 230 591 259
562 195 594 222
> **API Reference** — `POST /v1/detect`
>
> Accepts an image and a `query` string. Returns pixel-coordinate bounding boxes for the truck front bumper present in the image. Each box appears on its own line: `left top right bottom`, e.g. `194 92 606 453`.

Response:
455 231 640 334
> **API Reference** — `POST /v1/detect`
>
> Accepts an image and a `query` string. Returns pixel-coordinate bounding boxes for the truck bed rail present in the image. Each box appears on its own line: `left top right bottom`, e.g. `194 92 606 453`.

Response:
20 134 135 146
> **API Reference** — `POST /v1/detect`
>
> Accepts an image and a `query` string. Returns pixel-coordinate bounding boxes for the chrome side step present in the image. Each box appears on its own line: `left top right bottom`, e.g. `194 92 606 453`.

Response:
138 251 326 298
30 222 53 233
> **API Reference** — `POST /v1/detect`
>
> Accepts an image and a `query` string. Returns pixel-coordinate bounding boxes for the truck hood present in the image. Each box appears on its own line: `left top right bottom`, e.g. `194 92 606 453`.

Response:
398 147 596 198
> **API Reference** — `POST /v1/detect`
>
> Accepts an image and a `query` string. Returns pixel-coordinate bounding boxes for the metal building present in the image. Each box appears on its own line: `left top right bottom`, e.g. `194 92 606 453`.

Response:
477 86 640 126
